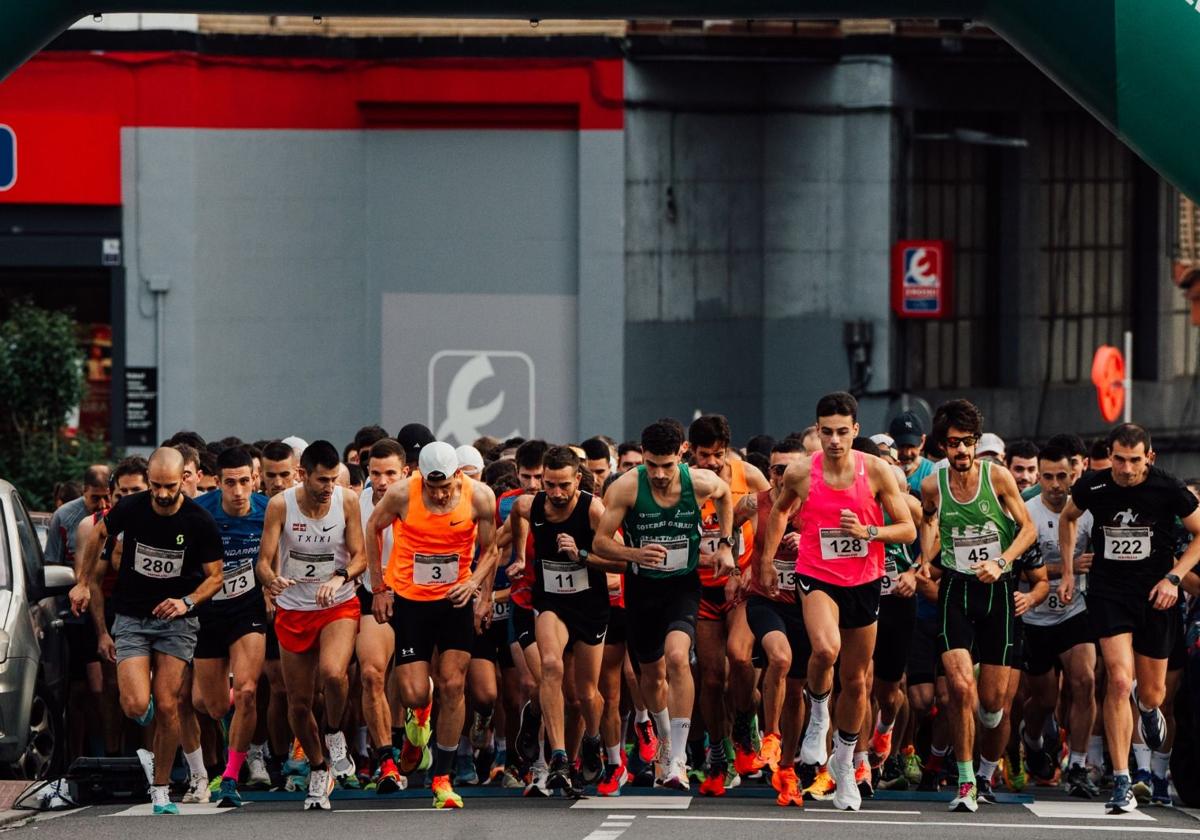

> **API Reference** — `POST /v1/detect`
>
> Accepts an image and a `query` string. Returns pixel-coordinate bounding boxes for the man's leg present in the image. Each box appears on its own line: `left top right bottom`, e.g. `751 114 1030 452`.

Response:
357 616 395 753
149 653 189 786
726 604 759 772
695 618 730 776
800 591 841 765
224 634 266 776
535 612 572 753
430 650 472 783
828 623 876 809
317 618 359 781
281 647 324 766
760 631 792 739
941 648 979 793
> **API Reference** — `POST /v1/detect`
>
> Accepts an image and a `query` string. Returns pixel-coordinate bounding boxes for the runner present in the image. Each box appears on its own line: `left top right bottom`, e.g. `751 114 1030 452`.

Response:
760 393 916 812
1059 423 1200 814
918 400 1037 813
193 446 269 808
1005 441 1041 494
891 411 934 496
68 447 225 815
257 440 366 811
745 438 810 807
617 442 644 474
366 441 499 809
581 437 615 491
507 446 620 793
593 419 737 791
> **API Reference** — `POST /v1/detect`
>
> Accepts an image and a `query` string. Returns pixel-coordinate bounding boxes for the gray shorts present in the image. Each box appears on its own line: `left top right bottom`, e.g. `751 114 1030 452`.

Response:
112 614 200 663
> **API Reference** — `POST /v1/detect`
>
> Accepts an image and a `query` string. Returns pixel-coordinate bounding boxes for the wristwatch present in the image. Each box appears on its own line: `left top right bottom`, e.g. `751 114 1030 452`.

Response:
578 549 590 563
717 536 736 549
866 525 879 541
334 568 350 580
995 557 1009 572
182 596 195 613
1166 572 1182 587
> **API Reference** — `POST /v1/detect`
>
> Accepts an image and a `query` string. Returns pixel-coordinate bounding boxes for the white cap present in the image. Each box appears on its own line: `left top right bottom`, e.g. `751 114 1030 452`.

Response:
281 435 308 457
419 441 459 481
870 433 895 449
455 445 485 476
977 432 1005 457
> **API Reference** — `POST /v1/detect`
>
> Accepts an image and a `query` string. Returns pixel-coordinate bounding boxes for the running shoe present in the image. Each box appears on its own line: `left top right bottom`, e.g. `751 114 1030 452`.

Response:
803 766 836 801
660 756 689 791
775 766 804 808
431 774 463 809
830 753 861 811
524 762 550 797
732 712 760 776
698 760 727 797
135 695 156 727
1132 768 1153 804
869 727 893 769
799 714 830 766
303 767 334 811
949 780 978 812
901 746 922 787
405 702 433 749
501 765 525 789
1002 754 1027 792
245 747 272 790
398 737 423 775
1107 775 1138 814
756 732 782 773
878 755 907 791
377 756 404 794
150 786 177 815
470 710 494 751
580 735 604 786
515 702 542 766
136 748 155 788
598 754 629 797
1138 706 1167 752
546 752 577 795
1151 773 1173 806
215 777 242 808
855 760 873 800
635 719 659 764
182 773 209 804
976 774 995 803
1066 764 1099 799
456 752 480 786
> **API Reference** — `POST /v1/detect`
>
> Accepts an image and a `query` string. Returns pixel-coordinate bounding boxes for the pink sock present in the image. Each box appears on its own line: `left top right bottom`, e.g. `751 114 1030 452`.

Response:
223 748 247 782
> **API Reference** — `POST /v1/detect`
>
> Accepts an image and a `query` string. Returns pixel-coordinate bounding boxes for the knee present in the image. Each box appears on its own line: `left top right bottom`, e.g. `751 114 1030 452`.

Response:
1107 671 1134 701
947 674 975 702
541 655 565 684
809 641 839 671
664 648 690 676
1070 671 1095 700
437 672 466 700
120 693 149 719
154 691 179 720
361 664 386 695
727 645 753 674
1138 683 1167 710
577 682 599 709
840 669 869 698
319 666 346 690
700 663 724 693
233 682 257 712
767 647 792 674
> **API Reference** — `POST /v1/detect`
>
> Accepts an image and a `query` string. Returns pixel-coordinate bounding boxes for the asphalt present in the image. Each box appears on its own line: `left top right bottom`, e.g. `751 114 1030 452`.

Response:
3 787 1200 840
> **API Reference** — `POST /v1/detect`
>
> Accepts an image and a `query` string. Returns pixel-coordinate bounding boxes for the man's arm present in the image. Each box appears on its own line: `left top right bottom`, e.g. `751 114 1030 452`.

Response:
592 471 667 568
760 461 808 594
68 518 108 616
691 467 736 577
585 497 626 573
742 461 771 493
342 491 367 580
1057 499 1085 603
1149 506 1200 611
447 482 499 608
979 465 1037 584
859 457 917 545
256 495 289 595
1014 564 1049 616
918 473 941 568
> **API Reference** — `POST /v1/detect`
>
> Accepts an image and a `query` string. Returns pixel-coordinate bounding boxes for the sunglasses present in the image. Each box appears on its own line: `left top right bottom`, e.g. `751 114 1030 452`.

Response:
944 436 978 450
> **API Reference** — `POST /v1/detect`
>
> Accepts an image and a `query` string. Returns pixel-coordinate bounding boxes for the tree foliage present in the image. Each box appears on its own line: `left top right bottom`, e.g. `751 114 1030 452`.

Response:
0 301 105 510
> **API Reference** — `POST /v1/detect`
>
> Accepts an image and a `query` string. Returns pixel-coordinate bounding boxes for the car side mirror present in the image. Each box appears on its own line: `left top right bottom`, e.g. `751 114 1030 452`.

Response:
42 565 75 598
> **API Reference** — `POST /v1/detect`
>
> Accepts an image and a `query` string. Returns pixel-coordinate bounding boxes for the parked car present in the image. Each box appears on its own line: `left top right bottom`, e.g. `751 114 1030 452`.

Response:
0 480 73 779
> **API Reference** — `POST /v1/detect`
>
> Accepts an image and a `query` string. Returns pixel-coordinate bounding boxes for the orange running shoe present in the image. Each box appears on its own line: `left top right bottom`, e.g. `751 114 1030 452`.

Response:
803 766 836 801
756 732 782 774
399 737 423 774
870 728 893 768
699 760 727 797
734 743 764 777
775 767 804 808
431 774 463 809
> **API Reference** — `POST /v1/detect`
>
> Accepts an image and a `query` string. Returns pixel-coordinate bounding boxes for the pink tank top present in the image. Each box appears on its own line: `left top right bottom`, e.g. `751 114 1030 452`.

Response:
797 450 884 587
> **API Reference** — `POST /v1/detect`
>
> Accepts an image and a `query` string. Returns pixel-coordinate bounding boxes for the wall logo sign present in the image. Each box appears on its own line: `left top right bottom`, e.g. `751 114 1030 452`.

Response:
0 125 15 191
892 240 952 319
429 351 535 446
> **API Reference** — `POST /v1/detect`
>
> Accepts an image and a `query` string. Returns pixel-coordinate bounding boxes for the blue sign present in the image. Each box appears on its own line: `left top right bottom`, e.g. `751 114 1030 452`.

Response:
0 126 14 191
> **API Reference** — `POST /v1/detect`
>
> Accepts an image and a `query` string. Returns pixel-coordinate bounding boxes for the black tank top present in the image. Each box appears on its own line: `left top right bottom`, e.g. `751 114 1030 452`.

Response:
531 491 606 601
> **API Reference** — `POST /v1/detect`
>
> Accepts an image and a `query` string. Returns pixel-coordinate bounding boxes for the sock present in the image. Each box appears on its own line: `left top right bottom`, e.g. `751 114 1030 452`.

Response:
929 744 948 768
669 719 690 764
978 757 998 781
808 689 831 723
875 711 894 735
607 745 623 765
1113 768 1130 781
392 727 405 747
708 737 727 763
355 725 369 757
184 748 206 778
432 744 457 777
1023 728 1043 751
1137 698 1155 714
223 748 247 782
551 748 568 764
458 736 473 758
651 708 670 749
151 783 169 802
1152 750 1171 778
1069 750 1087 769
1133 743 1151 771
832 730 857 769
636 708 650 724
854 751 869 771
495 737 507 753
537 734 547 767
958 760 974 785
976 702 1003 730
1087 735 1104 769
376 745 393 767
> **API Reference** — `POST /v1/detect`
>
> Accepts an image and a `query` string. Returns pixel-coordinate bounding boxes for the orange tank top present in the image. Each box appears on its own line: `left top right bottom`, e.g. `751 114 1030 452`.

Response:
699 458 756 586
386 474 477 601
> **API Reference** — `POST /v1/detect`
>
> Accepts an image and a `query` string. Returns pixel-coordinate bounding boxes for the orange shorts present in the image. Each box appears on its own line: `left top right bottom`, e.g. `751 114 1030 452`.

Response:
274 599 361 654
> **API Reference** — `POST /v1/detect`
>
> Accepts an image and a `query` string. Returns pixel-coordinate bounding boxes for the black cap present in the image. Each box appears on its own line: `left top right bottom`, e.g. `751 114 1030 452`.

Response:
395 423 436 465
888 411 925 448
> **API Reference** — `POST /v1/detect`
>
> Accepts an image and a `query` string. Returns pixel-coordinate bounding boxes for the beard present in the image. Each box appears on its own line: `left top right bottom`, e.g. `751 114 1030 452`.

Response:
153 490 181 508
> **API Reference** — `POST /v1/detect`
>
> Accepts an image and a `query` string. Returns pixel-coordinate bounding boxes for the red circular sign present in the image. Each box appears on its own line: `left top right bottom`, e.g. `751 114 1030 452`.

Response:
1091 345 1125 423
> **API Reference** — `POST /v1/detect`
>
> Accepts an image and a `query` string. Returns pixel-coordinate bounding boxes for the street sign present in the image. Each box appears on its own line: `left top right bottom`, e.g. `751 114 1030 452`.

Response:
1091 345 1125 423
124 367 158 446
892 240 952 319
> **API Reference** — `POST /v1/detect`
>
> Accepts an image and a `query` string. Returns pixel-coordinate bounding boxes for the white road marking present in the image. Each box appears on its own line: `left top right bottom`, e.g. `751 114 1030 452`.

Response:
105 802 245 817
647 814 1199 834
601 822 633 827
607 814 637 819
583 813 636 840
571 796 691 810
1025 801 1154 821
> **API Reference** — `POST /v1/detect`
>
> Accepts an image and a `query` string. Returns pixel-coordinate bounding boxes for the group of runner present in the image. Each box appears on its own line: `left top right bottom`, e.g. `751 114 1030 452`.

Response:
50 395 1200 816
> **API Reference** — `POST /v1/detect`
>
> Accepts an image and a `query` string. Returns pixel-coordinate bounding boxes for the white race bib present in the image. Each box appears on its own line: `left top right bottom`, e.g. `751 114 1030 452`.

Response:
542 559 589 595
134 544 184 580
285 550 334 583
774 558 798 592
645 536 690 572
492 600 511 621
1103 526 1152 562
819 528 868 560
952 530 1002 569
881 555 900 595
214 565 254 601
1044 582 1070 613
413 552 459 586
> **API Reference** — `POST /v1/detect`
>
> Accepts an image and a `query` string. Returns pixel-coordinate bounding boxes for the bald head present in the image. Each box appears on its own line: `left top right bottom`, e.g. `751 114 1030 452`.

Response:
148 447 184 475
147 448 186 513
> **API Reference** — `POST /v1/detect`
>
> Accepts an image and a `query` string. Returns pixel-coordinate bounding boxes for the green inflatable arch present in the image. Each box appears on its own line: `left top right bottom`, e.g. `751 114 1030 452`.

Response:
1 2 1198 201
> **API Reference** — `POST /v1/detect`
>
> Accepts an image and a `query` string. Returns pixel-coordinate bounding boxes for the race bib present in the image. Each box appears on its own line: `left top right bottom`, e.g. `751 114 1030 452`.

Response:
285 550 334 583
542 559 589 595
214 565 254 601
492 600 511 621
134 544 184 580
700 528 742 556
881 556 900 595
644 536 690 572
819 528 868 560
1044 582 1070 613
1104 526 1151 562
952 530 1002 569
774 558 798 592
414 552 459 586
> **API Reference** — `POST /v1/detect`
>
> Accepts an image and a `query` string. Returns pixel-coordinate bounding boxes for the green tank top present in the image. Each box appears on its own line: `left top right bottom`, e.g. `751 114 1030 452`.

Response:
621 463 701 579
937 460 1016 576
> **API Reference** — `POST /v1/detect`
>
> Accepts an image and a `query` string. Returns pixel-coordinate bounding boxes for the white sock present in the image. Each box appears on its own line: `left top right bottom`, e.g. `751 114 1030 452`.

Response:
1023 728 1043 751
1133 743 1151 771
651 708 670 750
875 711 894 735
184 748 206 778
1087 735 1104 769
150 784 170 804
854 751 869 770
496 737 507 753
1113 767 1130 779
606 745 623 765
978 757 999 781
669 719 690 764
636 708 650 724
832 731 856 769
1069 750 1087 769
808 690 830 724
1152 750 1171 778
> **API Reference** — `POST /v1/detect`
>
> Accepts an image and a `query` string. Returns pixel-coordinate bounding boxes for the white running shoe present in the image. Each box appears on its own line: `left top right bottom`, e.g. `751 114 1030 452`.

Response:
136 748 155 787
660 756 690 791
523 762 550 798
181 773 209 804
304 767 334 811
800 715 830 766
324 731 355 778
245 747 271 789
830 753 861 812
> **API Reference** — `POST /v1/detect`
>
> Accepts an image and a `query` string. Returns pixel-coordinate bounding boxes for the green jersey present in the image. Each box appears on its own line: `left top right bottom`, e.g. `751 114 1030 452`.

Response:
621 463 701 580
937 460 1017 576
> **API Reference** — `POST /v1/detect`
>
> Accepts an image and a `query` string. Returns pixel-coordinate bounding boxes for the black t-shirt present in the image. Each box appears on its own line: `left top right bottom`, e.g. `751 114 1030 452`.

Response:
104 492 224 619
1070 465 1198 600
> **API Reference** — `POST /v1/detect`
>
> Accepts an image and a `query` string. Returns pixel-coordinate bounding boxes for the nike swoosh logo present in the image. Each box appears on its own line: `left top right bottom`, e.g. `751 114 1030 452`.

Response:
322 525 336 532
450 519 466 526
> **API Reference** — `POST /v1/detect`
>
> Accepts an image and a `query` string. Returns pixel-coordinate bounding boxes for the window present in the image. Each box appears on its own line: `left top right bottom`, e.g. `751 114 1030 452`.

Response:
1167 191 1200 379
11 494 41 598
